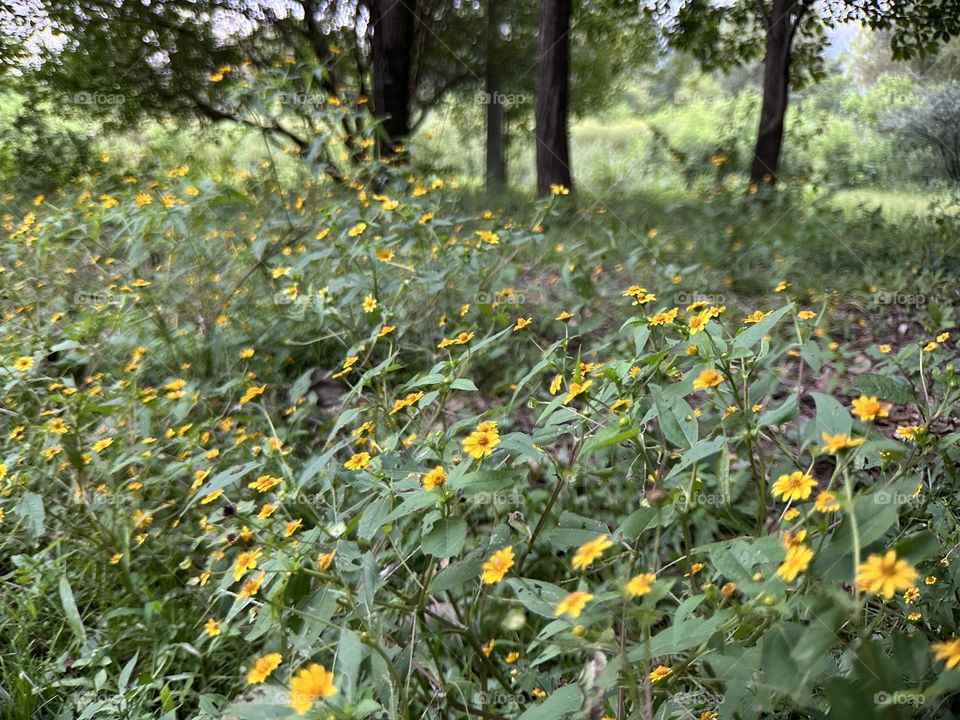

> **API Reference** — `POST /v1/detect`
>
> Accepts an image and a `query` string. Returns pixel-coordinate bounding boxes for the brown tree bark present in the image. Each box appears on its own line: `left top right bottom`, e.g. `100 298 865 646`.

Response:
369 0 416 157
749 0 797 185
485 0 507 190
535 0 573 196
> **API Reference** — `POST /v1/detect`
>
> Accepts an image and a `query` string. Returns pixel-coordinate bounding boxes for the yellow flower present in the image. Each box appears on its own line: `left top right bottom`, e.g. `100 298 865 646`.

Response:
13 356 33 372
572 535 614 571
771 471 817 502
856 550 918 599
555 310 574 321
904 586 920 604
362 294 378 313
649 665 672 682
348 222 367 237
238 570 265 598
289 663 337 715
783 507 800 521
91 437 113 453
774 280 790 293
908 612 922 622
246 653 282 684
879 344 892 354
623 285 655 305
284 519 303 537
895 425 923 441
687 310 711 335
743 310 768 324
626 572 656 597
821 432 866 454
563 379 592 404
550 183 569 195
317 549 336 570
851 395 890 422
480 546 515 585
692 368 723 390
239 347 255 358
649 307 678 326
344 452 371 470
422 466 447 491
932 638 960 670
549 374 563 395
201 488 224 504
505 651 519 664
924 575 937 586
249 474 282 492
815 491 840 513
776 545 813 582
462 425 500 459
239 384 266 404
797 310 816 320
204 618 221 637
378 325 397 337
610 398 632 413
554 591 593 618
475 230 499 244
513 317 532 332
233 548 262 581
390 391 424 415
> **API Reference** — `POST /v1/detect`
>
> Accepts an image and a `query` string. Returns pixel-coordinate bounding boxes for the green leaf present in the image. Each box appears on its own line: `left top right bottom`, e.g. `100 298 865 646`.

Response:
431 560 482 593
16 492 45 539
421 517 467 558
357 496 392 540
853 373 915 404
650 384 697 449
516 684 583 720
732 304 794 350
811 392 852 437
582 426 638 455
59 575 87 645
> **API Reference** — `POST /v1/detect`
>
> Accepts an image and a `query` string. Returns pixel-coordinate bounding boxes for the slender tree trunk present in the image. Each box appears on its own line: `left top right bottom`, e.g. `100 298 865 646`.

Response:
750 0 795 185
369 0 416 157
535 0 573 196
485 0 507 190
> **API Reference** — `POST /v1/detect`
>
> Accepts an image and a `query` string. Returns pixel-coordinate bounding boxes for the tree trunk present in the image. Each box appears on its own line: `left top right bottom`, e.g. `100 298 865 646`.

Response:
485 0 507 190
749 0 794 185
369 0 415 157
535 0 573 196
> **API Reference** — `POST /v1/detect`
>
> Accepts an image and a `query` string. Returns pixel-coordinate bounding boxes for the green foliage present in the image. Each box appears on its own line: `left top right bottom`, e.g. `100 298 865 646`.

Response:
4 103 960 717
